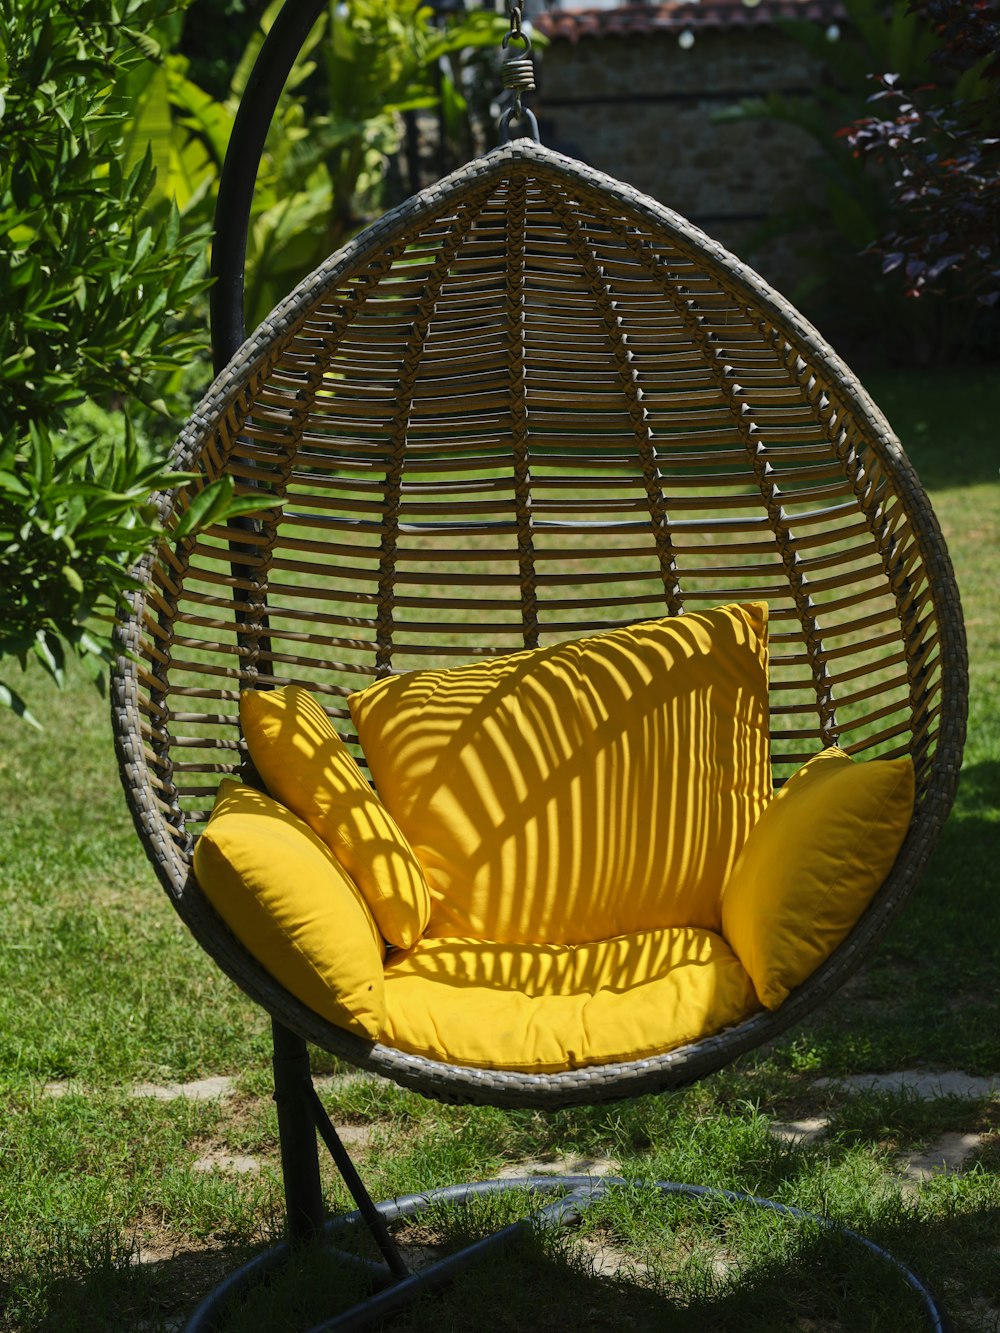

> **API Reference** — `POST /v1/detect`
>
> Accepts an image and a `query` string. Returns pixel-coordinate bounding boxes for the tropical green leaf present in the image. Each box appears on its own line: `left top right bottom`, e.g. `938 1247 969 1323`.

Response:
32 629 66 687
170 476 278 539
0 678 42 728
121 25 163 64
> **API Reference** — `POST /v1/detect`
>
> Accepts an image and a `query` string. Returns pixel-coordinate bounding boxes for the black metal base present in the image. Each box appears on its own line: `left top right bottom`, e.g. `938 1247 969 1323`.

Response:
181 1023 950 1332
183 1173 950 1333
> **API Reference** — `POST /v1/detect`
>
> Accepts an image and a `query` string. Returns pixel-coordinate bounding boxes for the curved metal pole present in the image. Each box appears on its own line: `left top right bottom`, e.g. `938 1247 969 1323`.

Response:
207 10 331 1242
210 0 328 374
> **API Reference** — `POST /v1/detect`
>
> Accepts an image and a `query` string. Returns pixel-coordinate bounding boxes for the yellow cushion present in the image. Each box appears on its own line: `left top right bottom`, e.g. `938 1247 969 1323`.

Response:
721 747 915 1010
349 602 770 945
240 686 432 950
382 929 760 1073
193 780 386 1040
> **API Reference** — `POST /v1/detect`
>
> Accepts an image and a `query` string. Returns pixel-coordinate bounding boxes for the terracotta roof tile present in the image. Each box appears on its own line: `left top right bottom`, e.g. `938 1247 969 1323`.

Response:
534 1 847 42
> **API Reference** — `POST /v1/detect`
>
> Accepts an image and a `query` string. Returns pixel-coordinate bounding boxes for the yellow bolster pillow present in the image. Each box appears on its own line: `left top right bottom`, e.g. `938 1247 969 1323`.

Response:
721 747 915 1009
193 780 386 1040
240 686 432 950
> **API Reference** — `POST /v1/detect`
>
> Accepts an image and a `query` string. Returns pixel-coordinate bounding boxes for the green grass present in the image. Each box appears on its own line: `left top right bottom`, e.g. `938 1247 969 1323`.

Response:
1 366 998 1331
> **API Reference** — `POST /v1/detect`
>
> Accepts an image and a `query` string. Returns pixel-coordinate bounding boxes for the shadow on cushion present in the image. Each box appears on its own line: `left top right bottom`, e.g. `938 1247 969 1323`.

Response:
351 602 771 947
382 928 760 1073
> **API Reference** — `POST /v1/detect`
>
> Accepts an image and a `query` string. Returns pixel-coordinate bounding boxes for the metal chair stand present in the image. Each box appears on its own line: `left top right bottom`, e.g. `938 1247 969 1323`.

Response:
181 1025 950 1333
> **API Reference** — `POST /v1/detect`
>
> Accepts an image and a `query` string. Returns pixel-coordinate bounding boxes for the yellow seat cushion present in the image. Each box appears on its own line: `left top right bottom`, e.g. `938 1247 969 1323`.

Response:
721 747 915 1009
382 928 760 1073
193 780 386 1040
240 686 432 950
349 602 770 945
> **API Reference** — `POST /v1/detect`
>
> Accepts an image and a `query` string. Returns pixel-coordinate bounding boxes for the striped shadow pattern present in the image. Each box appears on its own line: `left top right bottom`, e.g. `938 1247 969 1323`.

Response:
112 140 966 1109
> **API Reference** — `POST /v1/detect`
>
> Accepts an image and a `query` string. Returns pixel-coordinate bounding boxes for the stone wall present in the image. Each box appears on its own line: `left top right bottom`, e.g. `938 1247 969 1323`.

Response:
535 25 836 295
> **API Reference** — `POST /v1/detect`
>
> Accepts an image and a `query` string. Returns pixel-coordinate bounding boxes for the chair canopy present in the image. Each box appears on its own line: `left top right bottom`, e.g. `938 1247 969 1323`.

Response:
112 139 966 1108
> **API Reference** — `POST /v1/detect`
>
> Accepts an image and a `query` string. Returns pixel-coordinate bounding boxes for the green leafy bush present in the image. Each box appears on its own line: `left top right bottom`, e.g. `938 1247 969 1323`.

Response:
0 0 514 722
0 0 261 722
136 0 512 330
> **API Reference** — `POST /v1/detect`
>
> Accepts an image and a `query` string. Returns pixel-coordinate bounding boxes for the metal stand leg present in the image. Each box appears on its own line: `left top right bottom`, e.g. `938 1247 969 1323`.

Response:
302 1079 409 1280
271 1020 324 1242
270 1021 408 1278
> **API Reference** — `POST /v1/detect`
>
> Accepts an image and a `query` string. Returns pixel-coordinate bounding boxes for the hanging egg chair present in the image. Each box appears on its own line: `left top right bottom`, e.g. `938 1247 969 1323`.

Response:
111 2 966 1328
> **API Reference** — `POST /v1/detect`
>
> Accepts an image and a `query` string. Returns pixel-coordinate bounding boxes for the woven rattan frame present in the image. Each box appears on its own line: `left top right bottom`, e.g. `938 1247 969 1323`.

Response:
112 139 967 1109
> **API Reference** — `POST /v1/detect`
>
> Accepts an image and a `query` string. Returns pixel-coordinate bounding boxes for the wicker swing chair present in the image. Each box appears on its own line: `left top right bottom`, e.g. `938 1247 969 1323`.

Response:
112 3 966 1328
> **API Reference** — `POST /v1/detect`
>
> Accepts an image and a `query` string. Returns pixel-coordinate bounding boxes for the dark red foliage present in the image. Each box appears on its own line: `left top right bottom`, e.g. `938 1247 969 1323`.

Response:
919 0 1000 77
843 1 1000 306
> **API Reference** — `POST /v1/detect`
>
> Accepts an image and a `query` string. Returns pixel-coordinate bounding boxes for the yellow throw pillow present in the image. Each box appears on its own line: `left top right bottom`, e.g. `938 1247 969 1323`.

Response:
349 602 771 945
382 928 760 1073
721 747 915 1009
193 780 386 1039
240 686 432 950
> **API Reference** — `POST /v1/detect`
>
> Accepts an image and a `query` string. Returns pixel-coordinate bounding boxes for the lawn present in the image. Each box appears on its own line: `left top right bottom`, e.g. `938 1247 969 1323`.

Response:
0 365 997 1332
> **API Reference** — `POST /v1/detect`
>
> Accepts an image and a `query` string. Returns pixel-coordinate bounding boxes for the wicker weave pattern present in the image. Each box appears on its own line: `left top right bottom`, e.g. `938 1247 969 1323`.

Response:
112 141 967 1108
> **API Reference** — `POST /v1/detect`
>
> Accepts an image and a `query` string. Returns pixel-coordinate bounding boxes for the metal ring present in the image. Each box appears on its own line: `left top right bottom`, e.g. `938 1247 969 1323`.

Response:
502 29 532 54
184 1176 950 1333
499 105 540 146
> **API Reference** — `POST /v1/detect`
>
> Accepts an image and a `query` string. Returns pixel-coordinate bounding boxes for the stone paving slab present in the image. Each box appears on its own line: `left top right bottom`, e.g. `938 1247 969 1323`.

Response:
812 1070 1000 1100
337 1123 374 1151
769 1116 830 1145
130 1076 236 1101
192 1150 260 1174
312 1071 382 1092
41 1066 1000 1103
579 1234 649 1279
42 1080 79 1098
497 1154 620 1180
899 1131 984 1182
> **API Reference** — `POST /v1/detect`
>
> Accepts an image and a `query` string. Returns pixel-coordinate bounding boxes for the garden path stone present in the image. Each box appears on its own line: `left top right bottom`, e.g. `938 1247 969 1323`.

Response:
899 1131 983 1182
313 1071 381 1092
42 1080 77 1098
579 1234 649 1279
496 1154 619 1179
192 1150 260 1174
336 1123 373 1152
769 1116 829 1146
130 1075 235 1101
396 1241 448 1272
969 1296 1000 1329
812 1069 1000 1099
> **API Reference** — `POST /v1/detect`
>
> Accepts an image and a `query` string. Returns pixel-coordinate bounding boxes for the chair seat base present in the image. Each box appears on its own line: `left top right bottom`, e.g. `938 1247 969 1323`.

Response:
181 1174 950 1333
